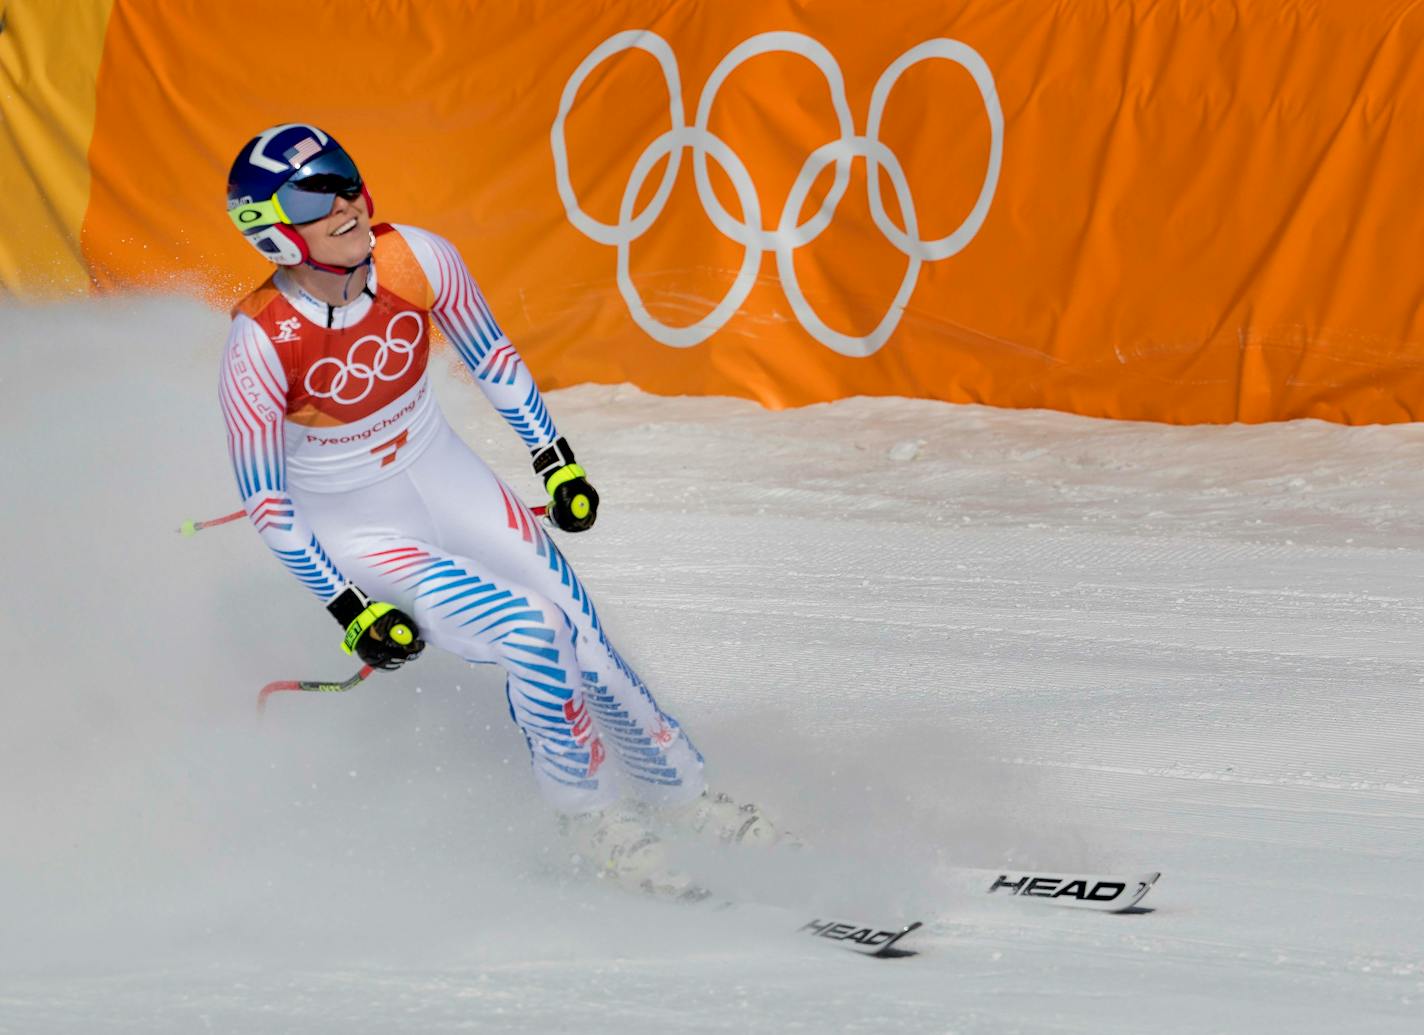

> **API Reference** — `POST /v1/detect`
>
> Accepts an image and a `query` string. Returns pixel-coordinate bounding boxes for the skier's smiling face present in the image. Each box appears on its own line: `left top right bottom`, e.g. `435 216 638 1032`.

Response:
291 191 372 269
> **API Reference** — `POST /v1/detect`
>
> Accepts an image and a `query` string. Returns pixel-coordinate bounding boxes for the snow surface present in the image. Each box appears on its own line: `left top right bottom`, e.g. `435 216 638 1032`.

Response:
2 297 1422 1033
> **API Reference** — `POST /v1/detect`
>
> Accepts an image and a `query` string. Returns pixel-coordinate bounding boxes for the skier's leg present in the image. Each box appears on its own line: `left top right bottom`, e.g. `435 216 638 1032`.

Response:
385 553 625 814
576 621 706 808
350 537 710 890
408 428 706 807
294 480 619 814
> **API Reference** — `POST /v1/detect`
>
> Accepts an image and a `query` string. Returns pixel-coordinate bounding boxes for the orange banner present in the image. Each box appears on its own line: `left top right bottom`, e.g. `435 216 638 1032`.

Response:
19 2 1424 422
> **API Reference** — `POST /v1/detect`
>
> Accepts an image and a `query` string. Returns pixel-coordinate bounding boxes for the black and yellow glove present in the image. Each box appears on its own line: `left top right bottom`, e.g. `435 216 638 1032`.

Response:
531 436 600 533
326 586 425 671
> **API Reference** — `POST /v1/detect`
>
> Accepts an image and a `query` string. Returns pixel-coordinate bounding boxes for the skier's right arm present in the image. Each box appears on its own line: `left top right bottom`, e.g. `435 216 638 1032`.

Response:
218 316 423 669
219 315 347 602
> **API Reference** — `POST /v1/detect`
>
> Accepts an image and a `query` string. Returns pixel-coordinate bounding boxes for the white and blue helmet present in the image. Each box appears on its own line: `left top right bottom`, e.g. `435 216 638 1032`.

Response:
226 123 374 268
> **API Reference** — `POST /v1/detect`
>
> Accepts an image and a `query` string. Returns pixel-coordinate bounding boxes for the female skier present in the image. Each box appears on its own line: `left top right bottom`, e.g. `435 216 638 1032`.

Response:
220 124 773 895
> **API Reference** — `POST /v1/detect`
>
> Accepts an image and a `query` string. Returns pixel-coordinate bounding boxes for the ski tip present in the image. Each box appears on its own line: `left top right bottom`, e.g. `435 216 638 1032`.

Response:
1113 872 1163 913
1132 872 1162 895
870 921 924 959
179 519 198 536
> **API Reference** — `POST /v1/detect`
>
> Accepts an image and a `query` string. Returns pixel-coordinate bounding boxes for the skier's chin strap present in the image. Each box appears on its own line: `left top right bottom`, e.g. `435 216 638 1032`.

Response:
300 228 376 280
303 255 369 276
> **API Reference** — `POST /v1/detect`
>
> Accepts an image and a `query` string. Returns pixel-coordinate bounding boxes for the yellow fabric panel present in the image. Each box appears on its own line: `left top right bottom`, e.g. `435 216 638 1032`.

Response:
0 0 113 296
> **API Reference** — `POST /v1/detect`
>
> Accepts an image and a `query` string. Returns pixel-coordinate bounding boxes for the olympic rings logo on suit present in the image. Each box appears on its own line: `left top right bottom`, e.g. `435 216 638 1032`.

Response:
304 310 423 405
551 31 1004 358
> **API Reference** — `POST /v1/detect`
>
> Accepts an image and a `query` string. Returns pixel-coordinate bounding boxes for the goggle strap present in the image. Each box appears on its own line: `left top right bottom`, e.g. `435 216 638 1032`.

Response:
228 196 286 231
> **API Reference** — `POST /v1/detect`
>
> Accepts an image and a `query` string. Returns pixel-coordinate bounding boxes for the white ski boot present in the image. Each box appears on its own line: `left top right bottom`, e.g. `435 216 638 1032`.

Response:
661 791 800 849
560 804 710 901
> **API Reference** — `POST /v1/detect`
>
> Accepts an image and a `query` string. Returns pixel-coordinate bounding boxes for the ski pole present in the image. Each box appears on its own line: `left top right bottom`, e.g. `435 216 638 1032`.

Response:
258 664 375 718
178 510 246 535
184 503 548 536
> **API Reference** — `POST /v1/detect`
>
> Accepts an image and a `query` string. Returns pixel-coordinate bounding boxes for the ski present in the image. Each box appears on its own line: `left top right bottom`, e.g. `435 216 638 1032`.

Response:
975 869 1161 912
791 870 1157 961
797 917 925 959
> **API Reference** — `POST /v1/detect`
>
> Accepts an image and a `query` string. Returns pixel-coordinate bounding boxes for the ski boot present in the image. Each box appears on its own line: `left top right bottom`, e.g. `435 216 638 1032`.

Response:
560 803 710 901
660 791 802 849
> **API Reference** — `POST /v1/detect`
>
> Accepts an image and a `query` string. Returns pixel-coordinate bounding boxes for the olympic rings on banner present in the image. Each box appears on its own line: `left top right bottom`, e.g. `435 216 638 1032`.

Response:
305 311 422 405
551 31 1003 357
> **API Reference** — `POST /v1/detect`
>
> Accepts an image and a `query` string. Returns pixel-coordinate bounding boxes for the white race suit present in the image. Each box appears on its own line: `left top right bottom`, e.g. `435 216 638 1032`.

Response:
218 222 704 812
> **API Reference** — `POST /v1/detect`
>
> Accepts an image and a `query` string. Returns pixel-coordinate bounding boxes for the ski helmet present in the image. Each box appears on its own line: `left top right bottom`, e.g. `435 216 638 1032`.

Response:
225 123 375 271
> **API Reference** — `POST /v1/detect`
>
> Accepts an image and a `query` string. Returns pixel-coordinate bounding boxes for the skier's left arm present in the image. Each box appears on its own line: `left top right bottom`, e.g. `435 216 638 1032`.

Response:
401 224 598 532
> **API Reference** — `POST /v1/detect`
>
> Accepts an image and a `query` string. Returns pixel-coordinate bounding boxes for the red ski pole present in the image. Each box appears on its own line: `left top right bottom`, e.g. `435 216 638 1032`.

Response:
258 665 376 718
178 510 246 535
195 496 543 716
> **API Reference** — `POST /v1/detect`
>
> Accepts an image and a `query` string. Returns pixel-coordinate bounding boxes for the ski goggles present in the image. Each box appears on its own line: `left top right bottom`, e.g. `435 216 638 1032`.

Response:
228 148 364 231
